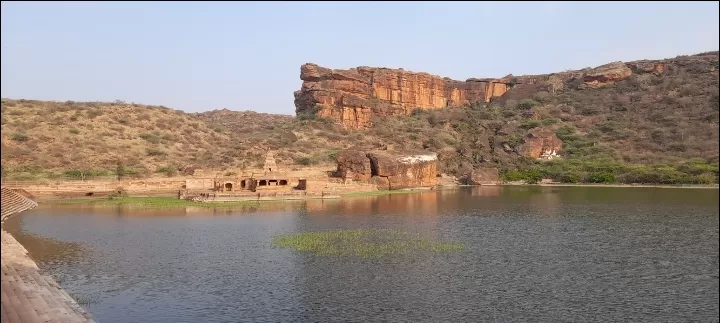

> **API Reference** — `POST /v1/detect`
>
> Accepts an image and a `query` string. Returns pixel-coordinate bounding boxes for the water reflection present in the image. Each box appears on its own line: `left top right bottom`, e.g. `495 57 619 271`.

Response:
3 215 89 266
5 186 719 323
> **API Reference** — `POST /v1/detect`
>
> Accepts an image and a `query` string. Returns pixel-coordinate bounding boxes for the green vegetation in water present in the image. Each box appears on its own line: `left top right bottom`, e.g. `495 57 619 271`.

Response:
271 229 464 257
49 196 272 209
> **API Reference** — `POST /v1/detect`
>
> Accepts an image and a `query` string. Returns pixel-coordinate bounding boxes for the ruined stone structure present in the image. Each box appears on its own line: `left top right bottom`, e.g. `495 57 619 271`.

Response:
215 175 297 192
336 150 438 190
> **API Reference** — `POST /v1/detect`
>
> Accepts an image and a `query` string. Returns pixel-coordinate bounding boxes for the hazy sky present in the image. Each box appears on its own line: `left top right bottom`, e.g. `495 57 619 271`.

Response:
1 1 718 115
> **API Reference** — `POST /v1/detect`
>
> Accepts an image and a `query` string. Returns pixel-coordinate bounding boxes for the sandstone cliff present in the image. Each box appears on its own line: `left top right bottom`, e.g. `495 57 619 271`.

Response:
294 64 511 129
294 56 695 129
336 150 438 190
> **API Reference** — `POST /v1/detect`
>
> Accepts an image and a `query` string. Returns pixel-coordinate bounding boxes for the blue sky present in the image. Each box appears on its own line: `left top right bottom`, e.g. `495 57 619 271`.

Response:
1 1 718 115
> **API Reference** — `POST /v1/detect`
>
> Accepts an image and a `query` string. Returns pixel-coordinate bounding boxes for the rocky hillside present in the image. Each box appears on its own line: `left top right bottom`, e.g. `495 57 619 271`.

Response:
1 51 718 184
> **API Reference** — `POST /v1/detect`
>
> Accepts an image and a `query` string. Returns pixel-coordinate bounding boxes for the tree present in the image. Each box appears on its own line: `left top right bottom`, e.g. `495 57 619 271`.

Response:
116 162 126 180
547 75 564 94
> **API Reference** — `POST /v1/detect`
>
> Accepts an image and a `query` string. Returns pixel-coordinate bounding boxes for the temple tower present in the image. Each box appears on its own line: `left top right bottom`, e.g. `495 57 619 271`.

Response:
263 151 277 172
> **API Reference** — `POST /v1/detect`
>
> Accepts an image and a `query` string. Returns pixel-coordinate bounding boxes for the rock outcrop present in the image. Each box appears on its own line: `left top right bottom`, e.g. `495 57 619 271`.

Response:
583 62 633 86
517 128 563 159
293 53 713 128
336 150 438 189
336 150 372 182
469 168 500 185
295 63 511 129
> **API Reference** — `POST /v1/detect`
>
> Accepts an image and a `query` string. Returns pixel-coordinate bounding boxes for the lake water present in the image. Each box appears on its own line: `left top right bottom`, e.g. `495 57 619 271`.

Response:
5 186 719 323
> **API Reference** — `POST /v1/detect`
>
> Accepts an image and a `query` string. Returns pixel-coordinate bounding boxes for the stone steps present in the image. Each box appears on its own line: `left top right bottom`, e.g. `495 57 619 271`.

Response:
1 230 95 323
0 188 38 224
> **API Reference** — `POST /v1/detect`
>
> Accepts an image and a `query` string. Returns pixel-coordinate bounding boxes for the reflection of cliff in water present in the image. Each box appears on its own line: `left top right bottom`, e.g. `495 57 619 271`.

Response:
2 215 88 266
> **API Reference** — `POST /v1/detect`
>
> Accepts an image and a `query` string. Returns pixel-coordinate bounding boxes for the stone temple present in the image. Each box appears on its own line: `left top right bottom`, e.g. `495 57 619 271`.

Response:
263 151 277 172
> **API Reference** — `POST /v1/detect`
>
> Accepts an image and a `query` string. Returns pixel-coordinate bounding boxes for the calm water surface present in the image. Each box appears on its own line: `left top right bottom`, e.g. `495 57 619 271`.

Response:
6 186 719 323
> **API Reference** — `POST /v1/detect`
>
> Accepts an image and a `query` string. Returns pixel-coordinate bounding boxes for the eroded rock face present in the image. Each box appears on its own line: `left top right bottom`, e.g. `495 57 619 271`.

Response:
627 61 665 74
470 168 500 185
295 54 702 128
367 152 438 190
295 63 510 129
336 150 372 182
517 128 563 159
335 150 438 189
583 62 633 86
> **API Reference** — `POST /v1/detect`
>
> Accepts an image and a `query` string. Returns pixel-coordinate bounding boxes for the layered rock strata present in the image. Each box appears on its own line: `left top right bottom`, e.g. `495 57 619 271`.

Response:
336 150 438 190
295 64 511 129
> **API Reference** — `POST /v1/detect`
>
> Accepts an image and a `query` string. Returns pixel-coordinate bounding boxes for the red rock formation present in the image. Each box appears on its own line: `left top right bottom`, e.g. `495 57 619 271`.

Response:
583 62 633 86
336 150 372 182
627 61 665 74
295 63 510 129
517 128 563 159
295 54 719 128
470 168 500 185
366 152 438 190
335 150 438 189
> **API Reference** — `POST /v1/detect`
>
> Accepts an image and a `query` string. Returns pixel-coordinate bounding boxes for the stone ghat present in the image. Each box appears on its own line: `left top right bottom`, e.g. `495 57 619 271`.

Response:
1 188 95 322
0 188 38 224
1 230 96 323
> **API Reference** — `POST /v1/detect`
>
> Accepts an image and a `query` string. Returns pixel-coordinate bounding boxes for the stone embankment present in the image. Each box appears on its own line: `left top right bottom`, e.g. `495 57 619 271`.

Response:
1 188 95 323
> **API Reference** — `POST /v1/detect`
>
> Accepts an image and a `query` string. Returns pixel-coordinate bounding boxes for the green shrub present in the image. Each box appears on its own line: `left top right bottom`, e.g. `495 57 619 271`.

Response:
139 132 162 144
516 99 539 110
586 172 616 183
156 165 178 177
146 148 167 156
520 120 542 129
560 172 583 183
294 156 315 166
11 133 29 142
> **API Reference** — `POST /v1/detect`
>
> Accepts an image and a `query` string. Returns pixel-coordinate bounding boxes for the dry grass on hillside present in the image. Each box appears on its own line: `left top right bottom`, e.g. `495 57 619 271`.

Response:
1 99 233 177
1 52 718 184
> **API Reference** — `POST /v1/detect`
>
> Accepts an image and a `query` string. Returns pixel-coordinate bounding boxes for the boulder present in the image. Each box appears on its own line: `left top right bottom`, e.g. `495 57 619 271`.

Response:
336 150 371 181
335 149 438 190
517 128 563 159
470 168 500 185
366 152 438 190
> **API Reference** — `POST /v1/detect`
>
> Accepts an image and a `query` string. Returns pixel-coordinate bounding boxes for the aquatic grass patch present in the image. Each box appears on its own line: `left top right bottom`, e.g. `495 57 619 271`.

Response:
271 229 464 257
48 197 272 209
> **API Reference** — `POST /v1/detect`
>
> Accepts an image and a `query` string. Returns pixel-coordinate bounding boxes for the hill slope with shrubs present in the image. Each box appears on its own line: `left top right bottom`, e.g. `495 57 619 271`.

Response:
1 51 718 184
